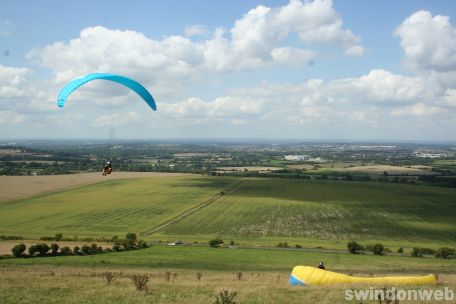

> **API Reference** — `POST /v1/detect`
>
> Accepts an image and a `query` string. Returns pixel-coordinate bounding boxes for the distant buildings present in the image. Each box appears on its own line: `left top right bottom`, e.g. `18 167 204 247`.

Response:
284 155 325 162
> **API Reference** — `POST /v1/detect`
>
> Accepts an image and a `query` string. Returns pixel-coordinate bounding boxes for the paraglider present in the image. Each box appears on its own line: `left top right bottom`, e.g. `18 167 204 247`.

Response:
102 161 113 176
289 266 436 286
56 73 157 111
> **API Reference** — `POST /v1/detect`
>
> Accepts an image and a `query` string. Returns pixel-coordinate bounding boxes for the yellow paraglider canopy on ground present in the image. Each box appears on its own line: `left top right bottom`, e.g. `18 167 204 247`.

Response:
289 266 437 286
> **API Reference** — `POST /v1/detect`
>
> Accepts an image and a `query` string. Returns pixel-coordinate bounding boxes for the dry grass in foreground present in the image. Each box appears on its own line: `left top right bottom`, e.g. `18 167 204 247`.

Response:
0 265 454 304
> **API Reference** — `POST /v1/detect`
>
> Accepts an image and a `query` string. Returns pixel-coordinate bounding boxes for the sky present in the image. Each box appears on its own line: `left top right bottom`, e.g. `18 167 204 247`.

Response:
1 0 456 141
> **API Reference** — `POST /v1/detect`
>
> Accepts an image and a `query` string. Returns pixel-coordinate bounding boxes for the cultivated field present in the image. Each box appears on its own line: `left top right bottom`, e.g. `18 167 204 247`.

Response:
336 165 433 175
158 178 456 248
1 176 455 249
1 174 456 303
0 172 189 203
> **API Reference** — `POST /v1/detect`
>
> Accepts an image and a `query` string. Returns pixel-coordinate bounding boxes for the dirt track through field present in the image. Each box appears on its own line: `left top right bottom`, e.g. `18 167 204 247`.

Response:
0 172 190 203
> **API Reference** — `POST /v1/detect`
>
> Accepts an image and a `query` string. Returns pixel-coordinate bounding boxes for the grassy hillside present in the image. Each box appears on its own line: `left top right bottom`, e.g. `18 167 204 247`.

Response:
1 245 455 273
158 178 456 247
2 263 454 304
0 176 236 238
1 175 455 249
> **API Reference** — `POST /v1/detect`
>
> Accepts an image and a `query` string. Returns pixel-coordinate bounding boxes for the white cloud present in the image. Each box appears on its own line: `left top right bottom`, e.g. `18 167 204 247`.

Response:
28 0 362 86
330 69 436 104
161 96 264 120
395 10 456 71
92 111 143 127
0 110 25 124
184 24 209 37
391 103 445 118
0 65 32 98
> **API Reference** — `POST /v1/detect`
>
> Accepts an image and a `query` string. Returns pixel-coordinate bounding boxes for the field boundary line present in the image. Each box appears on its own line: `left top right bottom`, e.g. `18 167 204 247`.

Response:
141 180 246 236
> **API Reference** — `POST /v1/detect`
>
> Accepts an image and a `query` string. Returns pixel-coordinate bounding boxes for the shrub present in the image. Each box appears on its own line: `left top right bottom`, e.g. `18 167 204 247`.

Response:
412 247 436 257
347 241 364 254
102 272 115 285
51 243 59 255
397 247 403 254
372 243 384 255
197 272 202 281
28 245 37 256
209 238 224 247
60 246 72 255
73 246 80 255
214 289 239 304
90 243 101 254
435 247 455 259
236 272 243 281
412 247 422 257
131 274 149 291
35 243 50 256
12 243 26 257
55 233 63 241
126 232 137 242
295 244 302 249
81 244 91 255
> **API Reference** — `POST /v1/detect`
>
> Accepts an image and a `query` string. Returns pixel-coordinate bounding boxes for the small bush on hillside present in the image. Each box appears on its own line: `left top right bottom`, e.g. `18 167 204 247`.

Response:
131 274 149 291
435 247 455 259
51 243 59 255
372 243 384 255
73 246 80 255
397 247 404 254
12 243 26 257
81 244 91 255
60 246 72 255
209 238 224 247
412 247 436 257
214 289 239 304
35 243 50 256
347 241 364 254
102 272 115 285
28 245 37 256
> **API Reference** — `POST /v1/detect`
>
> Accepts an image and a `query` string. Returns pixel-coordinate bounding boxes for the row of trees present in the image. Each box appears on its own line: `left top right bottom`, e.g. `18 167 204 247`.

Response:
347 241 455 259
11 233 149 258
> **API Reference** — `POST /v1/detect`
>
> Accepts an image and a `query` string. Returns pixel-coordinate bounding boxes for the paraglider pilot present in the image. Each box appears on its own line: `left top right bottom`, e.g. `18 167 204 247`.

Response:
102 161 113 176
318 262 326 270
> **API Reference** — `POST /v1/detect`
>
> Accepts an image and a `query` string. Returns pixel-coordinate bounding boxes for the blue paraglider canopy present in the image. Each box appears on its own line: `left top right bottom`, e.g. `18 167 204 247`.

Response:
57 73 157 111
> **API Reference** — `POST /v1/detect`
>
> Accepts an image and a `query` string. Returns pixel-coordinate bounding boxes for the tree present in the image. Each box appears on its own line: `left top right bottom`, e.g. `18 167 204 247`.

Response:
60 246 72 255
372 243 384 255
209 238 224 247
347 241 364 254
55 233 63 241
435 247 455 259
51 243 59 255
73 246 80 255
81 244 92 255
12 243 26 257
126 232 137 242
35 243 50 256
28 245 37 256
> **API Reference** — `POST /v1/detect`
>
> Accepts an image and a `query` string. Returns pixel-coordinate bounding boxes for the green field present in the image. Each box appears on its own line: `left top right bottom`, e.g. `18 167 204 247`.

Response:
1 245 455 304
0 176 235 238
2 175 456 303
1 175 456 249
1 245 455 273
